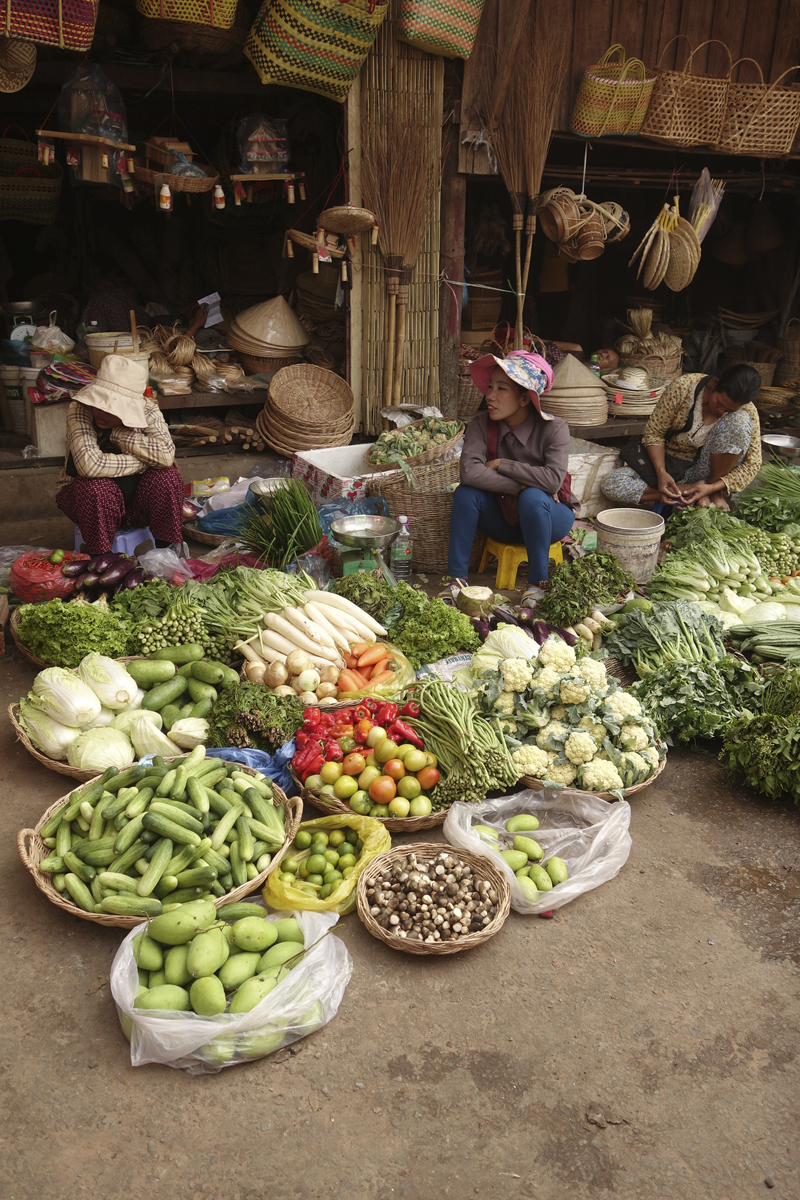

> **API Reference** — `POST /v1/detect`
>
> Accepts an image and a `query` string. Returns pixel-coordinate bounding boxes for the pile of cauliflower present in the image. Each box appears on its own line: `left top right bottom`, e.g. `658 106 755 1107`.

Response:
480 635 663 796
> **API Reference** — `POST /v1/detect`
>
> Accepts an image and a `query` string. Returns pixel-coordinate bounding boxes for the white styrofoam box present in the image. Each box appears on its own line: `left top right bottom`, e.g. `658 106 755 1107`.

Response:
568 437 620 519
292 443 398 504
31 402 68 457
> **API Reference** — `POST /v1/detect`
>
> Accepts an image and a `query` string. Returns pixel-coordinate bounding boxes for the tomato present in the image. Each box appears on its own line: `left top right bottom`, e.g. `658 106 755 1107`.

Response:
388 797 411 818
369 775 397 803
382 758 406 781
342 752 366 776
349 793 371 815
403 749 427 774
409 795 433 817
424 753 438 769
374 739 399 764
416 766 440 790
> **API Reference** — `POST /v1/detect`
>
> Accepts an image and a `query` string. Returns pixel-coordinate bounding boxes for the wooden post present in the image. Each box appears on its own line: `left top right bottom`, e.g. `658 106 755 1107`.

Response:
439 63 466 420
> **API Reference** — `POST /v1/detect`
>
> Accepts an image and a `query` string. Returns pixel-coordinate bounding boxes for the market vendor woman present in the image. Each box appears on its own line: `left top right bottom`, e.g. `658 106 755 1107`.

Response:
56 355 184 555
447 351 576 589
601 365 762 509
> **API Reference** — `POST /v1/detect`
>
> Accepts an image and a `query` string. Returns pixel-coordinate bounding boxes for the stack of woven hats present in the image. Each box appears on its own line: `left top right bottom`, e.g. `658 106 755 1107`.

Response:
540 354 608 426
226 297 309 375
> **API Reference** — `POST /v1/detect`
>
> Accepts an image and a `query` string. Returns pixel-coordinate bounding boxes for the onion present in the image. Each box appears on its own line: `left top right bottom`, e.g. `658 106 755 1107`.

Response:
245 661 266 684
264 661 289 689
316 682 337 699
318 696 338 707
272 685 295 697
286 650 311 676
319 664 340 685
299 691 319 705
297 668 321 693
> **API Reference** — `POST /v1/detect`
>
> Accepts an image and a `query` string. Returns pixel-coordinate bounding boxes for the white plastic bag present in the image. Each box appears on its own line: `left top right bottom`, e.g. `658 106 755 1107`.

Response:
138 546 193 581
443 788 632 915
31 312 75 353
110 910 352 1073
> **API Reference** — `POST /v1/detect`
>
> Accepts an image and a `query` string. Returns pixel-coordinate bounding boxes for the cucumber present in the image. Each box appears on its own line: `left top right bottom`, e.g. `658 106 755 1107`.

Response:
64 873 95 912
97 871 140 894
55 819 72 858
217 664 240 690
137 837 174 896
165 886 208 904
154 875 179 898
62 777 109 822
170 766 188 802
81 845 117 868
176 866 218 889
148 802 205 836
154 798 205 821
229 840 247 887
210 804 243 851
151 644 205 664
39 854 65 874
187 677 217 704
114 815 146 854
186 776 210 815
143 812 202 847
126 660 176 687
125 788 154 819
63 850 96 884
160 704 183 733
205 786 234 816
216 901 268 922
109 839 147 875
102 790 136 821
104 765 147 793
235 815 254 863
190 698 214 719
142 676 189 713
101 894 163 917
40 800 70 839
190 660 225 685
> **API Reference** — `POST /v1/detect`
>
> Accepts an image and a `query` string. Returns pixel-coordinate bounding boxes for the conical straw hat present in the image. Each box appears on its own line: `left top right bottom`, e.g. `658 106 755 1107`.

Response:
549 353 603 391
234 297 309 349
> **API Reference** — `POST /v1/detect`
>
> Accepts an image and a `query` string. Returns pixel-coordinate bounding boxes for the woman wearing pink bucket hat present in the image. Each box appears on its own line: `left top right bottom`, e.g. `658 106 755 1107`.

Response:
447 351 576 589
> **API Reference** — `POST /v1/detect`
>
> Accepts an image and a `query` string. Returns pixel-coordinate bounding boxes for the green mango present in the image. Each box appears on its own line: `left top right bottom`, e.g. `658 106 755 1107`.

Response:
295 1000 324 1035
236 1025 286 1061
516 875 540 902
233 916 278 953
257 940 303 973
132 933 163 972
505 814 540 833
187 927 229 978
147 899 216 946
500 849 528 873
164 944 192 987
148 969 167 988
137 968 149 989
229 973 278 1014
190 975 227 1016
528 864 553 892
217 951 261 991
474 824 500 843
513 835 544 862
118 1009 133 1042
199 1033 238 1066
546 856 569 885
134 985 191 1011
271 917 304 945
515 866 531 880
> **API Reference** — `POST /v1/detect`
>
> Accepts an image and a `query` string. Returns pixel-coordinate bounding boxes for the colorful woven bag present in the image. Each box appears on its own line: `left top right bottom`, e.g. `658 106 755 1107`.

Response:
0 134 62 225
571 44 656 137
245 0 388 103
135 0 238 30
395 0 484 60
2 0 98 50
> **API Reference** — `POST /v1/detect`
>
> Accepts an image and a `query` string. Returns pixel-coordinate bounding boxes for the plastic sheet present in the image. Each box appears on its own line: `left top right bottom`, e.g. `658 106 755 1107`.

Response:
204 742 297 796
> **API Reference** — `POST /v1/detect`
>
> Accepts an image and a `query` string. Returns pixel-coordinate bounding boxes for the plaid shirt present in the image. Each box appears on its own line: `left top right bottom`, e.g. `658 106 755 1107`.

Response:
58 399 175 490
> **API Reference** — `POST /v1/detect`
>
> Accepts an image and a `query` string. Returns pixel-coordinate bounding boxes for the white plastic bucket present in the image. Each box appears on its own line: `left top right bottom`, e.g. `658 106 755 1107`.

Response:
85 332 149 370
19 366 40 436
595 507 664 583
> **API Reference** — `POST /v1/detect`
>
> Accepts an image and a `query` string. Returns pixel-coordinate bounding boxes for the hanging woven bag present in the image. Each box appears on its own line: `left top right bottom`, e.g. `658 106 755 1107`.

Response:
245 0 389 103
714 58 800 157
2 0 99 50
395 0 485 60
0 129 62 226
641 36 732 148
570 44 656 138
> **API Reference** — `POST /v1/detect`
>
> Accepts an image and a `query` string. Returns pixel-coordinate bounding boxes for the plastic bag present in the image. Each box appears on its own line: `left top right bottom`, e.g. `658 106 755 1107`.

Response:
110 909 352 1073
31 313 74 354
262 814 391 914
337 642 416 703
317 497 389 539
285 552 330 588
204 743 297 796
443 788 632 914
58 65 129 185
236 113 290 175
196 501 255 537
10 551 90 602
137 547 193 582
0 545 48 589
203 477 260 513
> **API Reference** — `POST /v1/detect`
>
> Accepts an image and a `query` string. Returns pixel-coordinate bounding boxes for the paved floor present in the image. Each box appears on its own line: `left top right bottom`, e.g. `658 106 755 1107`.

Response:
1 649 799 1200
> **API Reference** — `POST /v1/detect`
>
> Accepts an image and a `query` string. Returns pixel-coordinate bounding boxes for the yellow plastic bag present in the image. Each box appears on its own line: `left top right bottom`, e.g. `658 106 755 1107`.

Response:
262 813 391 914
336 643 415 703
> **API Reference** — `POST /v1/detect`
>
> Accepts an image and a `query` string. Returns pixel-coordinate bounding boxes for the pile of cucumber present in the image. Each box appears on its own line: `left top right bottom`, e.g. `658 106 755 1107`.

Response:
126 645 239 734
37 746 288 918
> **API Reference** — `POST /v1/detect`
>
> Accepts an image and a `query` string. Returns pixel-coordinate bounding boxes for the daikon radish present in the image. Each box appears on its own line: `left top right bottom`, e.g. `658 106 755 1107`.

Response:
262 613 341 663
282 604 336 649
310 591 387 636
303 601 351 652
259 628 332 670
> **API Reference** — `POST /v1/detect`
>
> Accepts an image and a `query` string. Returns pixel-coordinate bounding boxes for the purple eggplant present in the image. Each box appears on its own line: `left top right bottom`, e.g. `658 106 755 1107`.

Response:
92 551 125 576
61 559 90 578
77 570 101 590
469 615 492 641
517 606 536 627
99 558 137 587
533 621 550 645
553 625 578 647
124 567 145 590
82 586 102 603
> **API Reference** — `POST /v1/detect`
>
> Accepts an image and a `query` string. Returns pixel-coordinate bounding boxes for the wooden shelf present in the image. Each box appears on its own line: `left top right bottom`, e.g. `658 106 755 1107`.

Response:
156 389 267 411
569 418 647 440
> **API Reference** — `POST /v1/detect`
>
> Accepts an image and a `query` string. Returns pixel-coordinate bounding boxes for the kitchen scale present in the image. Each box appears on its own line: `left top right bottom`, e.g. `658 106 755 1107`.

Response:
761 434 800 466
329 515 402 586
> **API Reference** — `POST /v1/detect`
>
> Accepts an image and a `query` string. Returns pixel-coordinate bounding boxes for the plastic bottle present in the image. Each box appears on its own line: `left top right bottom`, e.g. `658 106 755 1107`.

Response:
589 354 601 376
390 515 413 582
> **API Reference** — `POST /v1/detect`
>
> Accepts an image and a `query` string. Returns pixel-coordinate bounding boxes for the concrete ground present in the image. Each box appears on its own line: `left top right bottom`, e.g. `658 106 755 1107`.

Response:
2 651 800 1200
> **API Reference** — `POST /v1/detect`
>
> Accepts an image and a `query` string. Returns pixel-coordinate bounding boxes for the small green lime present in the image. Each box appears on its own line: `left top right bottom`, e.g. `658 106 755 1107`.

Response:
282 857 300 875
342 866 354 879
319 884 333 898
337 853 356 870
311 831 329 847
294 831 312 850
323 849 339 866
306 853 328 875
326 870 343 885
328 830 346 847
278 872 296 884
307 873 324 887
344 828 358 845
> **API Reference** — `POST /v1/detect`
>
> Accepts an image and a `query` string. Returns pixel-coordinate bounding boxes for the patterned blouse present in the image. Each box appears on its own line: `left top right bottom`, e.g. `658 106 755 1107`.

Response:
57 399 175 491
641 373 761 495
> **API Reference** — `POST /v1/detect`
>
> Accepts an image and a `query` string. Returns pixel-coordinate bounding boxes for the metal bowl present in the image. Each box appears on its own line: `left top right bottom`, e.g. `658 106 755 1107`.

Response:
761 433 800 458
329 515 401 549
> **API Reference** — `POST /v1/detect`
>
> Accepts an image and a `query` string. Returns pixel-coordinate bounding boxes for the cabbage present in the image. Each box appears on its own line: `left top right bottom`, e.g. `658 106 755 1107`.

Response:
130 714 181 759
129 687 145 710
168 718 209 749
30 667 101 728
18 697 81 760
718 587 755 618
77 653 138 711
743 601 786 623
84 705 116 729
469 623 540 675
110 708 163 736
66 727 135 771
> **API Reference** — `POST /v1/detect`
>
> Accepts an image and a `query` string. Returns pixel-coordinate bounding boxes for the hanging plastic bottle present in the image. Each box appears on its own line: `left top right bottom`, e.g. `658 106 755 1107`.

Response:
213 184 225 210
159 183 172 212
390 516 413 582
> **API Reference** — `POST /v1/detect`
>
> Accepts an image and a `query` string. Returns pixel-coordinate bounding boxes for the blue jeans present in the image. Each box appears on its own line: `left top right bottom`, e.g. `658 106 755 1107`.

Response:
447 485 575 585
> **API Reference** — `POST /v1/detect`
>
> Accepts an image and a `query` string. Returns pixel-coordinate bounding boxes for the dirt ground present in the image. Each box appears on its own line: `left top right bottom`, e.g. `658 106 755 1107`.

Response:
1 648 799 1200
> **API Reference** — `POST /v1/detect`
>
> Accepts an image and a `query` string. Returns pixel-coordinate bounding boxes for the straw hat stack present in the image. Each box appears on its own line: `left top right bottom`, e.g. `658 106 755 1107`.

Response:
226 297 309 375
540 354 608 426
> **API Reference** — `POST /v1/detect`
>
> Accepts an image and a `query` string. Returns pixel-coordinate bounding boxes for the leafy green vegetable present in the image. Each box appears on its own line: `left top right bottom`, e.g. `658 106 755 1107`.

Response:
538 551 635 628
633 656 766 744
734 459 800 534
237 480 323 568
16 598 129 668
207 684 304 753
331 572 396 624
368 417 462 465
387 588 480 669
604 600 726 677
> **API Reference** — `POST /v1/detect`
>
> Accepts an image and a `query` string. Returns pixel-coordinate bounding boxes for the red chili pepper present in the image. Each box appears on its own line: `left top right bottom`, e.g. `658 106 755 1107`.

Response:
401 701 420 718
301 755 325 783
323 738 343 762
376 702 399 726
293 742 323 772
385 719 424 750
335 707 356 723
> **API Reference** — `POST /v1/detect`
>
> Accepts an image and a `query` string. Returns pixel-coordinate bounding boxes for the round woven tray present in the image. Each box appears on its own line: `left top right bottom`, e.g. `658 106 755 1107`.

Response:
521 751 667 802
366 419 465 474
287 229 345 259
240 352 302 376
16 772 302 929
181 521 231 547
318 205 375 236
269 363 354 423
296 773 447 833
133 159 219 194
356 842 512 956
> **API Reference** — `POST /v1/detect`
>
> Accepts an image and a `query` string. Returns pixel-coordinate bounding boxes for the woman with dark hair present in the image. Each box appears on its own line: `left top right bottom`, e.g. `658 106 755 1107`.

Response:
601 364 762 509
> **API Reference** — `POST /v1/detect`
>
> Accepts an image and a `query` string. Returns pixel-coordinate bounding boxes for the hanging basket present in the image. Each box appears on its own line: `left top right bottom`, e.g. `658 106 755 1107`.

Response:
395 0 485 60
3 0 99 50
641 37 732 148
714 60 800 157
135 0 238 29
132 159 219 194
571 44 657 137
0 136 62 226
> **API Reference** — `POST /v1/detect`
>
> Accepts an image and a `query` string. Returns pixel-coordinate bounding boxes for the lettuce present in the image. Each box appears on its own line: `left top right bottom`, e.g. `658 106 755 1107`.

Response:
30 667 102 728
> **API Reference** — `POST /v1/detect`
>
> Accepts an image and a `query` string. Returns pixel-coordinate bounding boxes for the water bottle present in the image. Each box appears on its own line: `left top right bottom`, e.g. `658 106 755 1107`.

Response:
590 354 601 376
390 515 413 582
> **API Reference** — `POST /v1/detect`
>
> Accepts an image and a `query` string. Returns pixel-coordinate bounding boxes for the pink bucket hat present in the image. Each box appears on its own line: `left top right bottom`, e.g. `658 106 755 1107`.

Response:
469 351 554 418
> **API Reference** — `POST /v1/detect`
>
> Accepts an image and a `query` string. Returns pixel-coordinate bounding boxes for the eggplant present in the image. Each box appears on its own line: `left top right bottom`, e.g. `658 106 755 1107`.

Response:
533 621 550 646
492 606 525 628
553 625 579 647
82 586 101 603
92 552 124 576
517 606 536 627
77 570 101 590
99 558 137 587
61 559 90 578
124 567 145 590
469 615 491 641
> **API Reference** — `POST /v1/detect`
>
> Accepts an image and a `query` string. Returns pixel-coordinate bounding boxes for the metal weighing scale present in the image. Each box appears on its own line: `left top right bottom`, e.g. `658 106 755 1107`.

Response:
761 434 800 465
329 515 402 586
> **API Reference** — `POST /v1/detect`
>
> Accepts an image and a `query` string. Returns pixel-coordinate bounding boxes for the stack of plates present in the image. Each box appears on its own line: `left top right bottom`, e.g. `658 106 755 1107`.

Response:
540 354 608 426
226 297 309 374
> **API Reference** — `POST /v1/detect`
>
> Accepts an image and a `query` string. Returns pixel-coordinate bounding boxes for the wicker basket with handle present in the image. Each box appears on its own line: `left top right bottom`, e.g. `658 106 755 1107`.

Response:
135 0 238 29
0 135 63 226
457 369 484 421
4 0 99 50
571 44 657 138
641 37 732 148
395 0 485 60
714 60 800 157
366 457 459 572
16 769 302 928
365 418 464 474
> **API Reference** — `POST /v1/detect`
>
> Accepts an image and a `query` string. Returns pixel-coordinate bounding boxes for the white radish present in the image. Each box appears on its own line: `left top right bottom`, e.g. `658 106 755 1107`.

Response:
236 640 265 665
282 605 336 650
303 601 351 652
263 612 340 663
327 610 378 643
310 591 387 636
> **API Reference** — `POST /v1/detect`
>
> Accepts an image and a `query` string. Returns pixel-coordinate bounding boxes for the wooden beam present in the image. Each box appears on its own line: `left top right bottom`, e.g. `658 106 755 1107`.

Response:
32 61 273 95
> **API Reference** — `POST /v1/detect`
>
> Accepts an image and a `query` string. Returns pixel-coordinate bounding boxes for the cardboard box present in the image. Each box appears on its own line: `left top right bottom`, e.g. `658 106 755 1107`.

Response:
292 444 398 505
31 402 68 457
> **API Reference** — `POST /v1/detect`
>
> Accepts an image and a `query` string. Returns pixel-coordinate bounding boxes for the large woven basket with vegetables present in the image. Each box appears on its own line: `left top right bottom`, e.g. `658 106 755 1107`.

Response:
17 761 301 928
366 458 459 573
521 752 667 802
365 417 464 474
297 774 447 833
10 607 51 669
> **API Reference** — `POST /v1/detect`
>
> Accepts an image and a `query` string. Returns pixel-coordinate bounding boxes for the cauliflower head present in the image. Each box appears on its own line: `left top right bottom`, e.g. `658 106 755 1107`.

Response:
533 665 564 699
511 744 550 778
580 759 624 792
605 691 643 723
501 658 534 693
619 722 649 752
545 761 578 786
577 657 608 692
538 636 577 672
620 751 653 779
564 729 597 765
579 715 607 739
550 704 568 722
536 720 567 750
560 679 591 705
493 692 516 715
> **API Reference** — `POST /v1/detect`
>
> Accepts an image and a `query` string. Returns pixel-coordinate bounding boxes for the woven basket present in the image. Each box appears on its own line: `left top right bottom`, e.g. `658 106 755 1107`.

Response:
0 137 63 226
641 37 732 148
715 61 800 157
356 842 511 955
299 779 447 833
462 293 503 332
240 352 302 376
133 160 219 194
9 607 52 669
318 205 375 235
777 320 800 385
139 17 247 54
571 44 657 137
181 521 231 546
9 702 105 782
457 371 483 422
245 0 389 103
395 0 484 59
136 0 238 28
617 348 683 380
366 457 458 572
3 0 99 50
269 363 353 422
366 418 465 474
522 751 667 803
16 772 301 928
